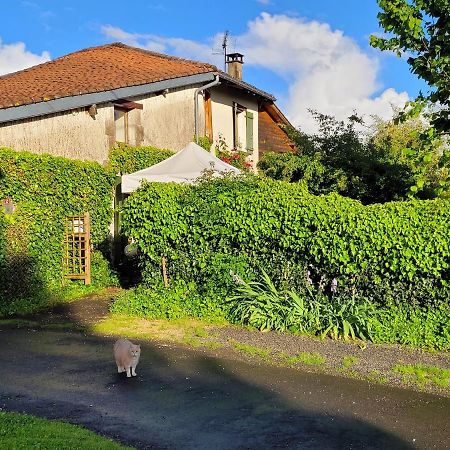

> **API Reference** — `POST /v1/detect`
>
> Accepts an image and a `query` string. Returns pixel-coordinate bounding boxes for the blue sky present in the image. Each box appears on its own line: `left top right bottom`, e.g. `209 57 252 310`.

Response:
1 0 427 131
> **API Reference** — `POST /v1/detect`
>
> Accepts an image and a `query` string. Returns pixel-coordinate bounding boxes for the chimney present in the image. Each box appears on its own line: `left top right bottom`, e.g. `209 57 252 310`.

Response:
226 53 244 80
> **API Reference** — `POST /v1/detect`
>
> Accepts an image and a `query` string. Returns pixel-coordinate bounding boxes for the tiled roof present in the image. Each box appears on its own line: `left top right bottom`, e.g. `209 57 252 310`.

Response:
0 43 217 110
219 72 275 101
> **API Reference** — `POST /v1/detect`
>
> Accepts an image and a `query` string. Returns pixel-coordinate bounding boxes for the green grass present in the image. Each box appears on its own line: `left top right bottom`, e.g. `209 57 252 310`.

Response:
285 352 326 366
393 363 450 388
342 355 359 369
194 327 209 338
230 341 271 360
0 411 133 449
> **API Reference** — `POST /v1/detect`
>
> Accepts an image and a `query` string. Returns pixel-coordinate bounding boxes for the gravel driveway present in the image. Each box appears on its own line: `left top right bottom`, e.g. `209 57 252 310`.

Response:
0 328 449 449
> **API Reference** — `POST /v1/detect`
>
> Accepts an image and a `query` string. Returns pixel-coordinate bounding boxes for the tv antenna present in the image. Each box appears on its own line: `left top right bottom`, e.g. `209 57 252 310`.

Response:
212 30 230 71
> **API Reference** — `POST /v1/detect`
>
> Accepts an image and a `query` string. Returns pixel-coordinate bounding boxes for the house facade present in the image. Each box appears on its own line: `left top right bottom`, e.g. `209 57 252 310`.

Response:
0 43 293 169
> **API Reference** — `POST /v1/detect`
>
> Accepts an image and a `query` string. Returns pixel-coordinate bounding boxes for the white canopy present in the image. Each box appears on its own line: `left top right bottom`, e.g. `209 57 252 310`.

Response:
121 142 241 193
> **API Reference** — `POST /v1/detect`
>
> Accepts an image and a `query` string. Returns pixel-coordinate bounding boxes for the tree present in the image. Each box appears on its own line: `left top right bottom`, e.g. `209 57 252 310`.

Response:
258 112 450 202
370 0 450 133
371 116 450 198
259 113 416 203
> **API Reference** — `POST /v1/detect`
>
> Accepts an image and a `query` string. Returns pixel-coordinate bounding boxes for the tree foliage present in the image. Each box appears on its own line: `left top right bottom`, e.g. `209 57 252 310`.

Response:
370 0 450 133
258 112 450 202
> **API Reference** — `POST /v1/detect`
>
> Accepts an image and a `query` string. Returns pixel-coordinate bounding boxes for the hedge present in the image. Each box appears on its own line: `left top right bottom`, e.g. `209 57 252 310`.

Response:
121 176 450 304
0 148 117 315
108 143 173 175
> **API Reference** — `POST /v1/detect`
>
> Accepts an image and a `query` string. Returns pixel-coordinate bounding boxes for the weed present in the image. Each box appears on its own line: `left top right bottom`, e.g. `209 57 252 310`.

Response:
203 341 224 350
342 355 359 369
183 337 203 348
393 363 450 388
0 319 39 328
285 352 325 366
367 370 388 385
194 327 209 338
230 340 271 359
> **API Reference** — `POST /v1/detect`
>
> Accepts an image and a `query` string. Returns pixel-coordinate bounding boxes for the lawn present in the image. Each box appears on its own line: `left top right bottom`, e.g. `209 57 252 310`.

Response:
0 411 133 450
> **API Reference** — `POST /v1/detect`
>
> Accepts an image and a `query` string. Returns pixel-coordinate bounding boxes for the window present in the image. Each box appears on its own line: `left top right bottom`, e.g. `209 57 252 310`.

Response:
114 107 128 143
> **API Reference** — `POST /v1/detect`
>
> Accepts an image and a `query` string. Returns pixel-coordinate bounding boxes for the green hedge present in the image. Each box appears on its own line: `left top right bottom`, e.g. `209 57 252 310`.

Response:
0 148 117 315
121 176 450 304
108 143 173 174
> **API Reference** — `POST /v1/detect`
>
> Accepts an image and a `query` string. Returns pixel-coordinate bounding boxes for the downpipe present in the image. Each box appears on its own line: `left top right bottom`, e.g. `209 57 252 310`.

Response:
194 74 220 145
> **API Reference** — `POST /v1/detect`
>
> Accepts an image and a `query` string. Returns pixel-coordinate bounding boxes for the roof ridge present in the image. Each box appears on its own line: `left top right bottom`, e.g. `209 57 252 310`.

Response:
106 42 218 70
0 42 217 82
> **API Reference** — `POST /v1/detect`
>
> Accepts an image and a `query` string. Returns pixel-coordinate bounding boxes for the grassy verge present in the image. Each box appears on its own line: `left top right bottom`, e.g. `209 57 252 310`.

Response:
91 313 450 396
92 314 225 347
0 411 133 450
393 364 450 389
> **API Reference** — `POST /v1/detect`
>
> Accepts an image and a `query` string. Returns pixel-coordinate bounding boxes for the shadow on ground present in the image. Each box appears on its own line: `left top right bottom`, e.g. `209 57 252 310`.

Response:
1 326 449 449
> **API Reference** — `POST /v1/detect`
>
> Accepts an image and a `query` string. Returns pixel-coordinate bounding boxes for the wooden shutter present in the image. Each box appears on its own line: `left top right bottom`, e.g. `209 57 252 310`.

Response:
204 92 213 140
246 111 254 151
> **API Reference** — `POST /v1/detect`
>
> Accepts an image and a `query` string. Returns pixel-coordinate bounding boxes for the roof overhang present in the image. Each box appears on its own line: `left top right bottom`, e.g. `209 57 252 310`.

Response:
0 72 216 125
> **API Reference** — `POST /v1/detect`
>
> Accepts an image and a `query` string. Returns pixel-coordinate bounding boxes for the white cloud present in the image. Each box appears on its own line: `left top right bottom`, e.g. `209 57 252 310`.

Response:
0 38 50 76
101 25 220 63
102 13 408 133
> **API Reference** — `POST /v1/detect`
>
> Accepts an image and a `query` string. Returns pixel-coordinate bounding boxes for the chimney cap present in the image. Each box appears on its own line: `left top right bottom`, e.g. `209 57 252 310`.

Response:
226 53 244 64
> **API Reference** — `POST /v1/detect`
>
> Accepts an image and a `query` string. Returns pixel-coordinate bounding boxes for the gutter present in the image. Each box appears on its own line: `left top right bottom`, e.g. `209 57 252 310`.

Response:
194 74 220 145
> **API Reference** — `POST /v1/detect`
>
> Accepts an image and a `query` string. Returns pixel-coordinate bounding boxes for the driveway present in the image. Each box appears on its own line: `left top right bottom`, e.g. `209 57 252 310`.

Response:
0 329 449 449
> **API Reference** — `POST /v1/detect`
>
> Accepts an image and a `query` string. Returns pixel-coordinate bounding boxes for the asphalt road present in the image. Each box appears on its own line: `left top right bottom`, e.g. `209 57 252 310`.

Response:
0 329 449 449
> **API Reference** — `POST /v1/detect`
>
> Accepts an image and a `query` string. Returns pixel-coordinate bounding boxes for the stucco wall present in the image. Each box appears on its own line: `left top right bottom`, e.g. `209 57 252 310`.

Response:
210 86 259 167
133 86 203 151
0 106 112 164
0 82 265 165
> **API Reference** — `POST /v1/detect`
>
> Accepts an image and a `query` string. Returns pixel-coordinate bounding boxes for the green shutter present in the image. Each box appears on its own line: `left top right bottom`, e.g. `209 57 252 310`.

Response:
246 111 254 151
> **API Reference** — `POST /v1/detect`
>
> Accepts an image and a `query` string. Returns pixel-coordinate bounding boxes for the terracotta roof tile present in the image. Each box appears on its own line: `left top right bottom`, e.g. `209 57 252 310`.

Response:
0 43 217 110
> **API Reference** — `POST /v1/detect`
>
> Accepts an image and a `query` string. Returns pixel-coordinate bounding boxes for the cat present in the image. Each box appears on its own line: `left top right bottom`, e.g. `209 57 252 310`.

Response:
113 338 141 378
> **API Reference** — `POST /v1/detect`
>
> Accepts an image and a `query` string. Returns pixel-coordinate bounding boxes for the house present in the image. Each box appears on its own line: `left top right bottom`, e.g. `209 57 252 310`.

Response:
0 43 294 169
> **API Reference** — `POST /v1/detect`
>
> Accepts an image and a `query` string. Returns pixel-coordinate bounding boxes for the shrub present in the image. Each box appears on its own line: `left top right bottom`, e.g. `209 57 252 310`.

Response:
0 148 117 315
111 282 226 321
260 112 450 202
108 143 173 174
369 301 450 350
121 176 450 306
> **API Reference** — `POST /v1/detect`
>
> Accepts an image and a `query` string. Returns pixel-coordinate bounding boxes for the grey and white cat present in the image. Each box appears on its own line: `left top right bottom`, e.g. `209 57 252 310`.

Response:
113 338 141 378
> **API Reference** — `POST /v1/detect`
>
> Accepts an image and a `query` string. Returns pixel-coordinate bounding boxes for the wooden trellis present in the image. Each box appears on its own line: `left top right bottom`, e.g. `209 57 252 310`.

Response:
63 212 91 285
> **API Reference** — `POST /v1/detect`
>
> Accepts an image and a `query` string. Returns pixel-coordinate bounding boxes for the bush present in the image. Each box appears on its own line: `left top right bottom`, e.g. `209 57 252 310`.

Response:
369 301 450 350
121 176 450 306
108 143 173 174
0 148 117 315
259 112 450 203
111 282 226 321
